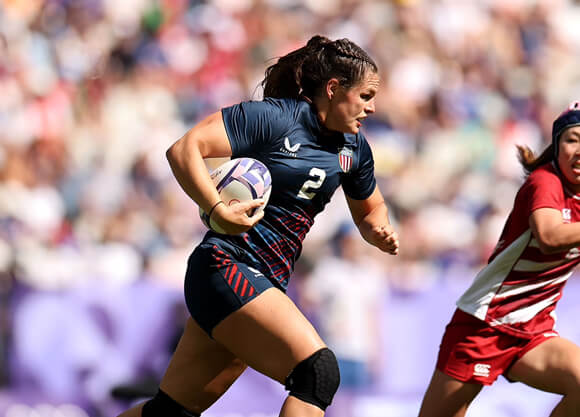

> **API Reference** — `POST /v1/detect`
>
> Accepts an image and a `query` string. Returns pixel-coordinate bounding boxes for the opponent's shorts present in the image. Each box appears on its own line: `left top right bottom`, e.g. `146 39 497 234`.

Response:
436 309 559 385
184 241 276 336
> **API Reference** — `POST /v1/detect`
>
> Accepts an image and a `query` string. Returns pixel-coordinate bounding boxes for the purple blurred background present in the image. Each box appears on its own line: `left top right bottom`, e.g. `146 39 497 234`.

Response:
2 0 580 416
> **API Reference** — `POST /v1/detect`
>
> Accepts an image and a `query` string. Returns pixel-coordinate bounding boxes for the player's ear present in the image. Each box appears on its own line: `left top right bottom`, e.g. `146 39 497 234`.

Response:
326 78 340 101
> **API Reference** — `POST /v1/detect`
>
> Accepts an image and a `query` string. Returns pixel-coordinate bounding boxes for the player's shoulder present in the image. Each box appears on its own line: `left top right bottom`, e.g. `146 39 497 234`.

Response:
261 97 304 113
343 131 369 150
527 163 561 187
226 98 306 127
227 97 298 113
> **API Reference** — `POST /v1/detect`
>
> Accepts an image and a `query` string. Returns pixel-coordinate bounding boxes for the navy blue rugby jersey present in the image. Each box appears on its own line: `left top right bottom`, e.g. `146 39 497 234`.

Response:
203 97 376 290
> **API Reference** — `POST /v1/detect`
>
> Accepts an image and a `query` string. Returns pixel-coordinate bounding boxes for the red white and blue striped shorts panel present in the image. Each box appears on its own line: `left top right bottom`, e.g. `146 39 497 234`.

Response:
184 243 275 336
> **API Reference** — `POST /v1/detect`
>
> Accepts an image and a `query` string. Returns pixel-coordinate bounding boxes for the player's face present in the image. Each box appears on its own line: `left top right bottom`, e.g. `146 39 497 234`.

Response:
326 71 379 134
558 126 580 191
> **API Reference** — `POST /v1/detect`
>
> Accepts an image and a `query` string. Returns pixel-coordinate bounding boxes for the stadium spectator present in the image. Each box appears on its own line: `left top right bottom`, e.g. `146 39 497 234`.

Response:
299 221 387 392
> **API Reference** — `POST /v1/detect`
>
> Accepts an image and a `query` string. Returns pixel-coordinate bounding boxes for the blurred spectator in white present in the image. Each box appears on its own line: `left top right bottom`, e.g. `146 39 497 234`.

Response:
299 221 388 392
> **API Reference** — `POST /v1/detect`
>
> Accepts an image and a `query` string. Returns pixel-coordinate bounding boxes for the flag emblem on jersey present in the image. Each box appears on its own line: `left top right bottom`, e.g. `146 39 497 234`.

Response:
338 147 353 173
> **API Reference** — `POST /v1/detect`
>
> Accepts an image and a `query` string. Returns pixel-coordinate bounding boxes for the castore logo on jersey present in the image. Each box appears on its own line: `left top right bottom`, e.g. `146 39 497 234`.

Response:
248 266 265 277
281 137 300 157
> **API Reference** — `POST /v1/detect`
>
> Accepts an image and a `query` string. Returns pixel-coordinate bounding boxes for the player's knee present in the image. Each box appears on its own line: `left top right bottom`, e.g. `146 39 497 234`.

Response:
141 389 200 417
284 347 340 410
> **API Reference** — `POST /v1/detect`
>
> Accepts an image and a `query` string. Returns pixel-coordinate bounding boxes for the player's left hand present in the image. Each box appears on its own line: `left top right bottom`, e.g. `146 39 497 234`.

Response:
369 224 399 255
211 198 265 235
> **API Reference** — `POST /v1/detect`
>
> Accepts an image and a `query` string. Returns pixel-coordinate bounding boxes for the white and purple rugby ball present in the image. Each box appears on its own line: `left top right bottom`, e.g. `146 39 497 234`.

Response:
200 157 272 234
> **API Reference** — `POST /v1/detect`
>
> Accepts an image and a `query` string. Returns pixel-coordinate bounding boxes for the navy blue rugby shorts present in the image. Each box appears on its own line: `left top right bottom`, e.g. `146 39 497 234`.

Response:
184 241 275 336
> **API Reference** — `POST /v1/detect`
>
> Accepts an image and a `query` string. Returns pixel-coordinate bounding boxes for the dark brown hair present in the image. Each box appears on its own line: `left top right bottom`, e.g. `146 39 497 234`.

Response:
516 144 554 176
261 35 378 100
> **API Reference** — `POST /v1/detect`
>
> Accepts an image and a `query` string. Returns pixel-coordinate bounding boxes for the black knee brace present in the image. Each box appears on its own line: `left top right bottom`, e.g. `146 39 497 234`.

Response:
142 389 200 417
284 347 340 410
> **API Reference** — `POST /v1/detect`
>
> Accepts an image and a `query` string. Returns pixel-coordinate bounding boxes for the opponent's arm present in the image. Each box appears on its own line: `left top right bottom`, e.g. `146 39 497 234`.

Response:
346 186 399 255
166 111 264 234
530 208 580 254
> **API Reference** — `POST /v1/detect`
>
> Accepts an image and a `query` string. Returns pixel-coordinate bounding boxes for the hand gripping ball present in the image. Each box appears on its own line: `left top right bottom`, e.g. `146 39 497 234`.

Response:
199 158 272 233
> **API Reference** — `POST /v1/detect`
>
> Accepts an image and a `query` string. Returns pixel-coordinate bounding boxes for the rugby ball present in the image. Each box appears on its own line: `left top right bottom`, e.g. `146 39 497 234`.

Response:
200 157 272 233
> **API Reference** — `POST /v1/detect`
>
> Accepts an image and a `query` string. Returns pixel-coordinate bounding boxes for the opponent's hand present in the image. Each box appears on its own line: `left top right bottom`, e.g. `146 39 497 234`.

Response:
211 199 265 235
368 224 399 255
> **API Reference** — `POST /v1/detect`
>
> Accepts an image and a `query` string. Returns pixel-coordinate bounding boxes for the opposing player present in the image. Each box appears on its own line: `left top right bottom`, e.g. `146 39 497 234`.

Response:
117 35 399 417
418 102 580 417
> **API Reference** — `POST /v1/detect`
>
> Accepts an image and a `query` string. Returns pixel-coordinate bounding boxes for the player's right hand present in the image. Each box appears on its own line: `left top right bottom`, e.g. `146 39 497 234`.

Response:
211 198 265 235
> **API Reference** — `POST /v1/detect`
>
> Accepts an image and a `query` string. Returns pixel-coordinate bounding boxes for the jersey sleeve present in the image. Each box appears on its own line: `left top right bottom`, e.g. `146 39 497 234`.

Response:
221 99 292 157
520 168 565 213
341 135 377 200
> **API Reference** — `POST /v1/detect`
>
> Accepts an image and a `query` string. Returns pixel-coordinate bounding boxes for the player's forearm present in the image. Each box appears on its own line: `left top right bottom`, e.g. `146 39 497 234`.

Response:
166 135 221 214
537 223 580 254
358 202 389 243
358 201 389 234
356 202 399 254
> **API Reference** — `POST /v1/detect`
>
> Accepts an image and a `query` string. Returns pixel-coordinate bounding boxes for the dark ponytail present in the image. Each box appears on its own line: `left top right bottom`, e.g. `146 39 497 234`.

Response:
261 35 378 100
516 144 554 176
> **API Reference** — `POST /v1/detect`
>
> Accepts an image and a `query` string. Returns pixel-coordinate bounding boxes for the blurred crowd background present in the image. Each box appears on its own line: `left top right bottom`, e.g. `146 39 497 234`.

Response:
3 0 580 416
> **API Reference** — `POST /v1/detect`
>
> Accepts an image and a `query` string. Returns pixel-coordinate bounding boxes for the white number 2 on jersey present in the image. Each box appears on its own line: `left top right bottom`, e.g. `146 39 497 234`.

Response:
297 167 326 200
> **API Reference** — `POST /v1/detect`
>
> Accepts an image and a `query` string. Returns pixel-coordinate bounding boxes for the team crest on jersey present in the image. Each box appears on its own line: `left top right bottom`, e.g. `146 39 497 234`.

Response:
562 208 571 223
338 147 353 173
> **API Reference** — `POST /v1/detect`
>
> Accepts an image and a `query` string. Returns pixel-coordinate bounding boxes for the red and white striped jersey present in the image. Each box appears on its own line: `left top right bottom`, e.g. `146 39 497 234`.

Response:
457 163 580 338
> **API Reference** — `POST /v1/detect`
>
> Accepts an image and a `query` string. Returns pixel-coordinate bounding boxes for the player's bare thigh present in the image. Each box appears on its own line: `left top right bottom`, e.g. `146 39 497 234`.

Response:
118 288 325 417
507 336 580 394
160 317 247 414
212 287 326 384
418 370 482 417
116 317 246 417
